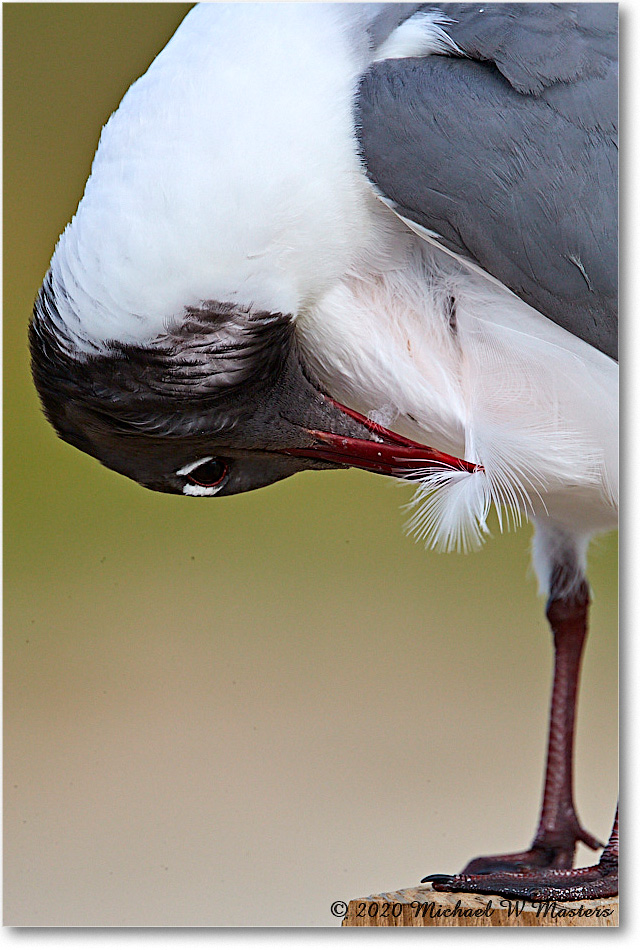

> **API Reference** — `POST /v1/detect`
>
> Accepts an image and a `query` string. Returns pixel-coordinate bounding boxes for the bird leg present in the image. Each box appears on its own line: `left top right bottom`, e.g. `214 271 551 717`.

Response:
422 568 617 900
425 809 618 902
466 576 599 872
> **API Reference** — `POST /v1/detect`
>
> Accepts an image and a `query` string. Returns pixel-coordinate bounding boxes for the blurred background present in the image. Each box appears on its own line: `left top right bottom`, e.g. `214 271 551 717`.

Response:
4 3 618 927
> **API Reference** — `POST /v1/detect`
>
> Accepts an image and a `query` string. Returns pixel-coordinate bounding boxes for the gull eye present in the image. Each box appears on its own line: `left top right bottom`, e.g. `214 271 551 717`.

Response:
186 458 228 488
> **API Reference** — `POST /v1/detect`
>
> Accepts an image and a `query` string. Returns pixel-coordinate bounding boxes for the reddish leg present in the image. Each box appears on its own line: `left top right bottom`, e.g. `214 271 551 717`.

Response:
422 565 617 900
466 577 600 873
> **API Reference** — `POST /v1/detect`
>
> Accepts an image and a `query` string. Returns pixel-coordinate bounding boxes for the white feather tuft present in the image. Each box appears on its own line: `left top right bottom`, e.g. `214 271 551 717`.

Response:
404 467 491 553
373 11 462 62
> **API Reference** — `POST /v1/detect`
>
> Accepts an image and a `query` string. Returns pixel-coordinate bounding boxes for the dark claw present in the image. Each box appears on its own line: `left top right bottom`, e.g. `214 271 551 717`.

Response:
420 874 453 884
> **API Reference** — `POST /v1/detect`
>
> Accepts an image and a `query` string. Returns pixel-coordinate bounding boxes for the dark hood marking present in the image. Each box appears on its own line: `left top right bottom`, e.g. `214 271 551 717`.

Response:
30 270 294 456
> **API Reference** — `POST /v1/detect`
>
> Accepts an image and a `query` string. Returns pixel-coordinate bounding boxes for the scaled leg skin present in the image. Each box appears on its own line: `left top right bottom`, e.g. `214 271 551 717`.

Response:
422 544 618 901
425 809 618 901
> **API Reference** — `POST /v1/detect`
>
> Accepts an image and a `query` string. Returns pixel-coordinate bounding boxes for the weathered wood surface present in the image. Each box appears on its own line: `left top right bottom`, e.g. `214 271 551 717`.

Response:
342 885 619 927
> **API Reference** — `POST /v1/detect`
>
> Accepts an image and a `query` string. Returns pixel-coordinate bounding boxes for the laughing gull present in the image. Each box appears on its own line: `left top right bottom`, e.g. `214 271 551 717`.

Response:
30 3 618 901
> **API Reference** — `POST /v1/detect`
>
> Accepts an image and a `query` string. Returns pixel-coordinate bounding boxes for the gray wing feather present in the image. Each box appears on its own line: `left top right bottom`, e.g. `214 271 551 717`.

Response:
356 3 617 359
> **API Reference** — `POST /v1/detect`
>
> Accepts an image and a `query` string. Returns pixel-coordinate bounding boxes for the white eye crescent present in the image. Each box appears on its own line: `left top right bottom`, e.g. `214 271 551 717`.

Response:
182 482 225 497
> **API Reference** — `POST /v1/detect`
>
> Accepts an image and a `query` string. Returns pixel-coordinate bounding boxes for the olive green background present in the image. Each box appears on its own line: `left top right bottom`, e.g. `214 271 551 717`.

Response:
4 3 618 927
